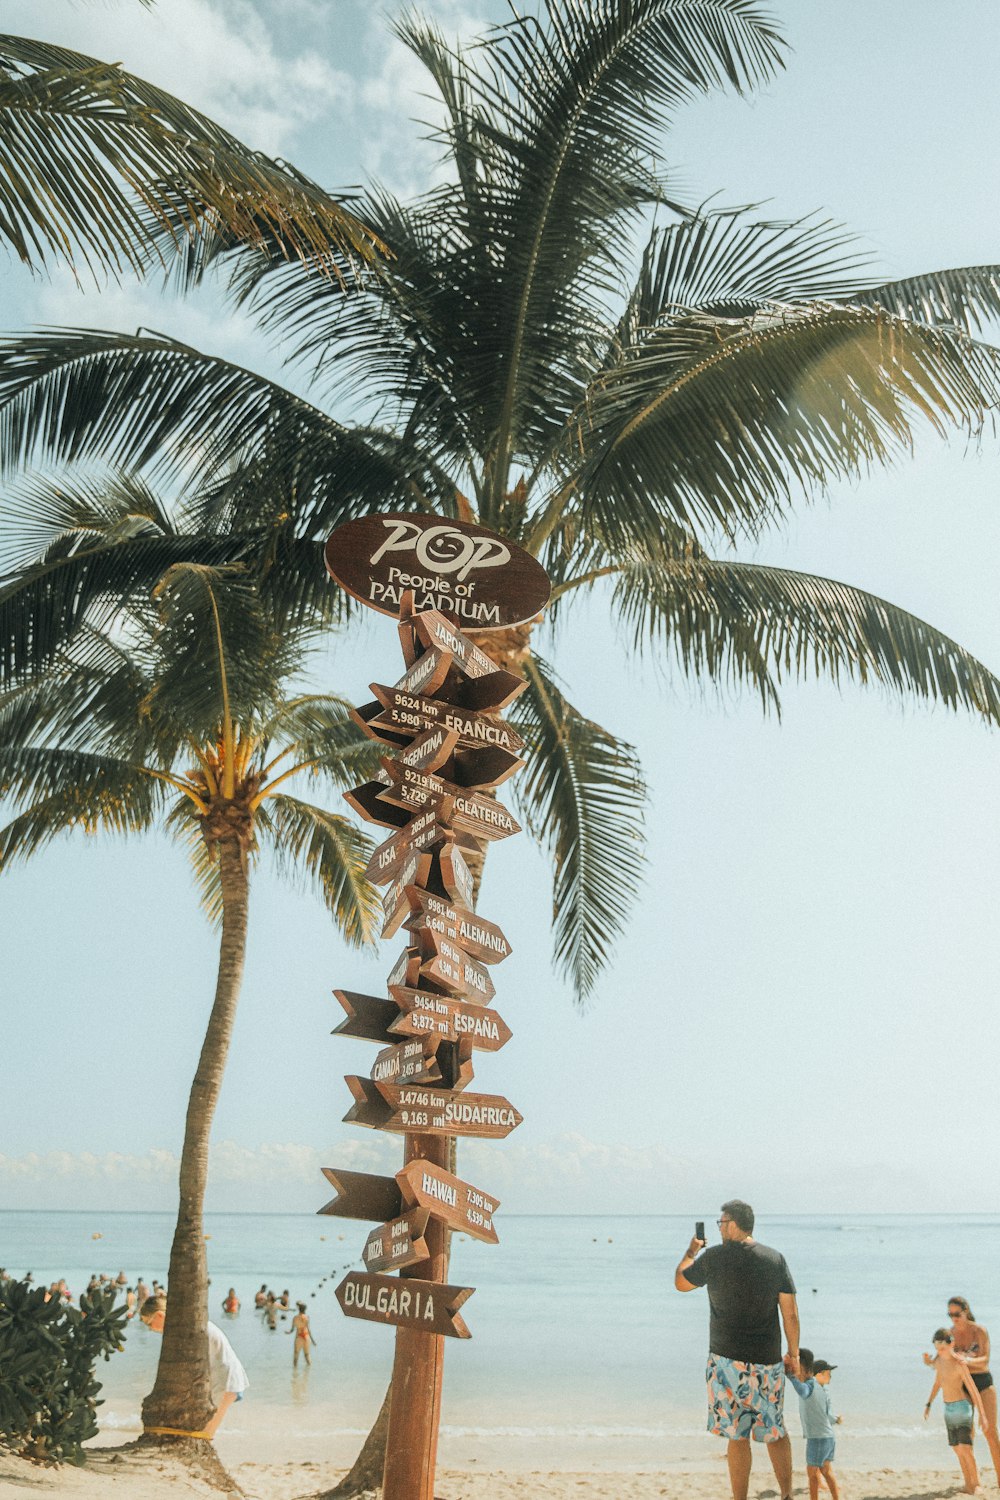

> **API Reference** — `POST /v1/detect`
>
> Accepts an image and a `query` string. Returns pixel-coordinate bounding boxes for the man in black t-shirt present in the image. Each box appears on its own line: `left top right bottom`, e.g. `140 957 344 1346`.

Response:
675 1199 800 1500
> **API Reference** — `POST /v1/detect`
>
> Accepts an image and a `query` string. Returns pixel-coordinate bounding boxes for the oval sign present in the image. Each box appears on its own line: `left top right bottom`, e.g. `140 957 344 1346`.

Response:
324 513 551 630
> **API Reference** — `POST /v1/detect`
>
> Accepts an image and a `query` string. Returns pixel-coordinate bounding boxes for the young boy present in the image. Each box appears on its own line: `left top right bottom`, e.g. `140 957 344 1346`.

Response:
925 1326 991 1495
788 1347 841 1499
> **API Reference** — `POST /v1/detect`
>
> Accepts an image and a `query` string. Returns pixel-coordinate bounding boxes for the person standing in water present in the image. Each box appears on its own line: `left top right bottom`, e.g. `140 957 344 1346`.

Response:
925 1326 990 1496
935 1298 1000 1489
289 1302 316 1368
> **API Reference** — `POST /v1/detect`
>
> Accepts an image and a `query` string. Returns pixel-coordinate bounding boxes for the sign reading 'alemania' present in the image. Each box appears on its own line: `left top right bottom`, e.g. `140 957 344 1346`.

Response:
324 513 550 629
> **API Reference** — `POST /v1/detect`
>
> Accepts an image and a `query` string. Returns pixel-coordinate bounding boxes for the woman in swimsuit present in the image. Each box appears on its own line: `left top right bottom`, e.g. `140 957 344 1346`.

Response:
942 1297 1000 1486
289 1302 316 1368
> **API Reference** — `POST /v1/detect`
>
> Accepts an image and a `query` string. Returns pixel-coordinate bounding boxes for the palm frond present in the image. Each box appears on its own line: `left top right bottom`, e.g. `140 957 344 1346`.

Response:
572 303 1000 546
508 653 646 1001
616 552 1000 721
259 696 382 786
0 526 246 683
0 743 162 871
165 795 223 928
852 264 1000 337
609 212 871 350
256 793 380 947
0 33 379 280
469 0 786 511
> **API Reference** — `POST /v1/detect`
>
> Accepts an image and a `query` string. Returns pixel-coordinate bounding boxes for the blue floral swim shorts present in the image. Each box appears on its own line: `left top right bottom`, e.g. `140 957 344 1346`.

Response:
705 1353 787 1443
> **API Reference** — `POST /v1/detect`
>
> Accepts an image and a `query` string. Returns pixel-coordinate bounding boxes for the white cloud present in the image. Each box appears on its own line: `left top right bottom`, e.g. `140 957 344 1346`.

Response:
3 0 352 157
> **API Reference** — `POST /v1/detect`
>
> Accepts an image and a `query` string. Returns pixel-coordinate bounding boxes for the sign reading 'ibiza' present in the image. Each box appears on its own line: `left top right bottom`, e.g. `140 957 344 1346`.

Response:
324 513 550 629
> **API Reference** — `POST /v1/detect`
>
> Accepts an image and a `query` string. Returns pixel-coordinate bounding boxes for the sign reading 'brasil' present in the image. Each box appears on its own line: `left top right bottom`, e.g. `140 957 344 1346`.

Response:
324 513 551 629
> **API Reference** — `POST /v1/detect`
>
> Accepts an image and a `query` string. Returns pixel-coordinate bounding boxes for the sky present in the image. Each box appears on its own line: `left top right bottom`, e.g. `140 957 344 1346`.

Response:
1 0 1000 1218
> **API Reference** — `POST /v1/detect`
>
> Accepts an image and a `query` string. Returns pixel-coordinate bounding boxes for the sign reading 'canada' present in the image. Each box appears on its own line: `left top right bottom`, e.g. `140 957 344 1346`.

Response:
324 513 551 629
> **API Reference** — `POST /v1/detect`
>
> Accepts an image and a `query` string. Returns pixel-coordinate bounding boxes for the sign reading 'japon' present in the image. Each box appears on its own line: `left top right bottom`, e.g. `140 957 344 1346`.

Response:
324 513 550 629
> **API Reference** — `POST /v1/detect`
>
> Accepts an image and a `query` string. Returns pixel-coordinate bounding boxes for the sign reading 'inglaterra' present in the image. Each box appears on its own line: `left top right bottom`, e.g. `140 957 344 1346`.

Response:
324 513 551 629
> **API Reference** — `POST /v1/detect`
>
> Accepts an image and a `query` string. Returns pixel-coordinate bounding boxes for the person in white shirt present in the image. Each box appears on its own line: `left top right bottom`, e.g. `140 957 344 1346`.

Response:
140 1294 248 1438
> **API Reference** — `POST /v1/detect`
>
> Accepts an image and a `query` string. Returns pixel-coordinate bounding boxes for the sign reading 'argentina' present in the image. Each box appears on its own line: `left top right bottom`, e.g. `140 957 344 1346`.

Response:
324 513 551 629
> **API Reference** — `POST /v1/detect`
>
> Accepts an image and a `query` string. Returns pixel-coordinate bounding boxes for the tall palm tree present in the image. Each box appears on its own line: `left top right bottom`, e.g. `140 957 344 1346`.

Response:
0 510 381 1432
3 1 1000 1004
0 32 380 278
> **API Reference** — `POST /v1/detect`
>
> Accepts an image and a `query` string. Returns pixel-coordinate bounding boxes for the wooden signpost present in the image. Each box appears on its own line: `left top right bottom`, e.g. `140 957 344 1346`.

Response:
320 513 549 1500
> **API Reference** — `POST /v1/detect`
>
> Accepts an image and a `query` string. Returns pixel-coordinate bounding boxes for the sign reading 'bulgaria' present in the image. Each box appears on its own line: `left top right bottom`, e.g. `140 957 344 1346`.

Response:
324 513 550 629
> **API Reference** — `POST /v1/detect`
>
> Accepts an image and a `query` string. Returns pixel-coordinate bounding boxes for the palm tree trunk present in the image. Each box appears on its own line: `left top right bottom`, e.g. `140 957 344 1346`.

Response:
141 837 250 1434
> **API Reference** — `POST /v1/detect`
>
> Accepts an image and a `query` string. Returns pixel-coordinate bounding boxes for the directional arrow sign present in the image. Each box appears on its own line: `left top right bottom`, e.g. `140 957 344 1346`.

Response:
380 850 433 939
317 1167 402 1222
418 931 496 1003
371 1038 442 1087
385 724 458 775
404 892 512 965
386 946 421 991
438 840 475 910
368 685 525 755
344 780 411 830
377 761 520 843
411 609 500 679
389 986 513 1052
394 645 452 699
396 1158 500 1245
344 1077 522 1138
362 1208 431 1274
365 806 443 885
449 744 525 790
332 990 399 1045
335 1271 473 1339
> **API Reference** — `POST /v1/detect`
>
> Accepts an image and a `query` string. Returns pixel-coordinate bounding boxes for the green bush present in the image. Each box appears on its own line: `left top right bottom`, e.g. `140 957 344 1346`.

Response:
0 1277 127 1463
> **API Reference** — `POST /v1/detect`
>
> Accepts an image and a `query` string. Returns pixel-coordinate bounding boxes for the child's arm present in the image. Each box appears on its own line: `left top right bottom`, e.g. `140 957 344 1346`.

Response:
962 1366 990 1433
787 1375 813 1398
924 1375 941 1420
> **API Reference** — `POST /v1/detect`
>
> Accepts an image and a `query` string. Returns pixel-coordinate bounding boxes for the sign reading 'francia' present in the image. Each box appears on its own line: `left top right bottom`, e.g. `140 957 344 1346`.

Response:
324 513 551 629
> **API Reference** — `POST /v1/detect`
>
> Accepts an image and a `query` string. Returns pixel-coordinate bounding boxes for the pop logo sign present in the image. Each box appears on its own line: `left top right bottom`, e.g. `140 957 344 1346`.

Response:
325 512 550 629
370 520 511 583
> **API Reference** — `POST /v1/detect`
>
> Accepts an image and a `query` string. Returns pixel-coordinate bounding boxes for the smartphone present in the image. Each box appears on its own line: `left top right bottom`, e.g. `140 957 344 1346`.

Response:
695 1220 705 1242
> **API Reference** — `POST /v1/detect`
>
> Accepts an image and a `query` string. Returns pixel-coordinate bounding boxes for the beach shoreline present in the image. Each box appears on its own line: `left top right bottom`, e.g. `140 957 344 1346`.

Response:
0 1445 983 1500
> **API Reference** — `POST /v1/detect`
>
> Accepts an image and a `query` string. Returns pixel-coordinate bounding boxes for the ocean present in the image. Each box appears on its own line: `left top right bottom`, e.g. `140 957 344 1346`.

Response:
1 1209 996 1471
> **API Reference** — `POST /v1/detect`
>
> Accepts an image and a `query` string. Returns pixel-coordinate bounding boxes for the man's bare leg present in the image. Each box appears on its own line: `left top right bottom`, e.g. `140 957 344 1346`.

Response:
765 1432 793 1497
955 1441 980 1494
726 1437 752 1500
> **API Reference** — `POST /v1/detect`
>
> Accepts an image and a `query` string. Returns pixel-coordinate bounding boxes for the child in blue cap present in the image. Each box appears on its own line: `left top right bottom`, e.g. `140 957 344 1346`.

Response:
788 1347 841 1498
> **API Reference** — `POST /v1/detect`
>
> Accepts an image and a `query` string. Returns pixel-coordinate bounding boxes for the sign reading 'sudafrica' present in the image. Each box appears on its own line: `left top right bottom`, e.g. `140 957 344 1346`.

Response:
344 1076 523 1139
324 513 551 630
336 1270 473 1339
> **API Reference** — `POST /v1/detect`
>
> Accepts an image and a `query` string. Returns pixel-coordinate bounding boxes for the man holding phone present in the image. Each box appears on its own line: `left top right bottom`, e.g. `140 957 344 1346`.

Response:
675 1199 800 1500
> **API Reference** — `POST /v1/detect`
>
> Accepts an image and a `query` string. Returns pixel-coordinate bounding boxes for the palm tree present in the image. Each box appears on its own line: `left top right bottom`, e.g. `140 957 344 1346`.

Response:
0 514 381 1432
3 1 1000 1004
0 32 380 278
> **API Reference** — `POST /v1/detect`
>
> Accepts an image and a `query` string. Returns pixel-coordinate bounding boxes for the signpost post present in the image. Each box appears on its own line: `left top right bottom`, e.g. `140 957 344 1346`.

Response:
320 513 549 1500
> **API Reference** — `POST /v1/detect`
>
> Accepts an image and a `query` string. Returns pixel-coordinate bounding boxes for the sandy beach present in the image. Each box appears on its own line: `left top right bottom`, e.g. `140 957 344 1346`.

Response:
0 1445 983 1500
